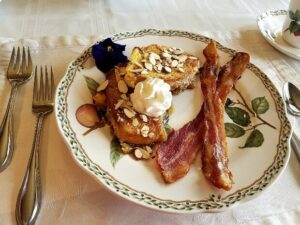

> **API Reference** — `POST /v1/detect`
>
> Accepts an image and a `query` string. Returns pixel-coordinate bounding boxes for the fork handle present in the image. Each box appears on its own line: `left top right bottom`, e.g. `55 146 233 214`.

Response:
0 83 18 172
16 113 45 225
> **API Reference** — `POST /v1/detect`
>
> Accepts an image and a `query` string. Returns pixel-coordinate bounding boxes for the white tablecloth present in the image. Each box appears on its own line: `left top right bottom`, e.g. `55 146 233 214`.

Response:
0 1 300 225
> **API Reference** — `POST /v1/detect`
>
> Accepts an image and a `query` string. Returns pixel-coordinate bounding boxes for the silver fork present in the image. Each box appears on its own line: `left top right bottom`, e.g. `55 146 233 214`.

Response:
16 66 55 225
0 47 33 172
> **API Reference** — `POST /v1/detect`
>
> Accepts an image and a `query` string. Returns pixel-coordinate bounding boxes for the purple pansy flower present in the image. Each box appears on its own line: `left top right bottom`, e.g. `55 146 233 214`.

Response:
92 38 128 73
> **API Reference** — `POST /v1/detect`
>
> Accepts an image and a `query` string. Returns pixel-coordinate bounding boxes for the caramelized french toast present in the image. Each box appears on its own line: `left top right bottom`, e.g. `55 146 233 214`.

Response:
125 44 200 94
105 65 168 145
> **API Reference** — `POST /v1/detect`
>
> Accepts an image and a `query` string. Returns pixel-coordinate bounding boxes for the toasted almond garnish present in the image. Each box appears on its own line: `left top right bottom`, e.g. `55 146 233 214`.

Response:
178 55 188 62
121 142 133 153
134 61 143 68
97 80 109 92
150 52 160 60
144 62 153 71
118 80 128 93
140 114 148 122
124 108 135 118
134 148 143 159
164 66 172 73
171 60 178 68
178 67 185 73
162 52 171 58
141 149 151 159
188 56 198 60
130 68 144 73
141 125 149 137
145 146 153 154
132 118 139 127
141 70 149 75
173 48 184 55
115 99 124 110
149 56 156 65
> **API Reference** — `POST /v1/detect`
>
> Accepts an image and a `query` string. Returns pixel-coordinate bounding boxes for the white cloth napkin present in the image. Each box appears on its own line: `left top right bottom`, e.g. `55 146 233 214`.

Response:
0 33 299 225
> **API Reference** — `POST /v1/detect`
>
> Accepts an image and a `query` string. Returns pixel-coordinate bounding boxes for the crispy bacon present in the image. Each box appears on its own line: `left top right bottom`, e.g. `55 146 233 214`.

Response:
217 52 250 102
155 111 203 183
156 41 250 189
200 41 232 190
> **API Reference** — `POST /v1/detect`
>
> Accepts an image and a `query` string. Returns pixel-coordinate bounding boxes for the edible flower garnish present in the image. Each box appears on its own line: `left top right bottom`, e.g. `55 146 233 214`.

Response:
92 38 128 73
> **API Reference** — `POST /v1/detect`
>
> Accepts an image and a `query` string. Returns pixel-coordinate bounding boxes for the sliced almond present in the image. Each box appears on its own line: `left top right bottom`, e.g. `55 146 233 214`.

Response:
178 55 188 62
173 48 184 55
149 56 156 65
115 99 124 110
130 68 144 73
121 142 133 153
178 67 185 73
171 60 178 68
164 66 172 73
141 149 150 159
134 148 143 159
141 125 149 137
97 80 109 92
134 61 143 68
141 70 149 75
145 146 153 154
140 114 148 122
124 108 135 118
162 52 171 58
132 118 139 127
156 64 162 71
188 56 198 60
144 62 153 71
118 80 128 93
150 52 160 60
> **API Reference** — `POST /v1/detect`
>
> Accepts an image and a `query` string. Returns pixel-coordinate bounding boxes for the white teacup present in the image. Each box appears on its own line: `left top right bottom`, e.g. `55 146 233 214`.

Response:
282 0 300 48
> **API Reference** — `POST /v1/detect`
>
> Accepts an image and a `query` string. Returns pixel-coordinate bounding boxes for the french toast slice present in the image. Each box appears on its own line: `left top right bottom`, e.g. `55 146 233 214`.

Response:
125 44 200 94
105 65 168 145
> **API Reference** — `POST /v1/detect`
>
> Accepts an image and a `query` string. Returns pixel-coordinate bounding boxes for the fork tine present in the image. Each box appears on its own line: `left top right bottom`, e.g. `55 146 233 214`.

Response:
50 67 54 99
45 66 49 100
15 47 21 73
39 66 45 101
33 66 38 102
21 47 26 74
27 47 33 73
7 47 15 73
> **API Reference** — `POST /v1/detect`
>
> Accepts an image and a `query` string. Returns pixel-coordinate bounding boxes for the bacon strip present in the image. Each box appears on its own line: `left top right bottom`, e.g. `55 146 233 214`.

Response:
201 48 250 190
156 41 249 189
200 41 231 190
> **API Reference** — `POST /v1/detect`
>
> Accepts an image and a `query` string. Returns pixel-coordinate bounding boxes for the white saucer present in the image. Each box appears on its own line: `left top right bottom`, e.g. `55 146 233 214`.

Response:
257 10 300 60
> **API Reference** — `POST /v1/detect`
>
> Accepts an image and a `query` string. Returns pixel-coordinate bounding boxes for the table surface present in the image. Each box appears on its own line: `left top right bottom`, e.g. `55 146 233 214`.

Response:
0 0 300 225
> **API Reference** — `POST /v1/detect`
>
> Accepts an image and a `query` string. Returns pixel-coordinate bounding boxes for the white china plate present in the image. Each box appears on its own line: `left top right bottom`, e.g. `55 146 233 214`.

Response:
257 10 300 60
55 29 291 213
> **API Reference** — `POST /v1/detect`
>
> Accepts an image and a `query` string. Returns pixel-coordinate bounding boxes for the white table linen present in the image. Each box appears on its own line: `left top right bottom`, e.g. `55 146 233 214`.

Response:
0 0 300 225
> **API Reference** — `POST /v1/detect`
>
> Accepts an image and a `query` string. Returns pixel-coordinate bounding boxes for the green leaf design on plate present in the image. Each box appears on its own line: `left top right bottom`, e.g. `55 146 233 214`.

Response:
251 96 269 114
295 9 300 21
289 21 300 33
240 129 264 148
225 123 245 138
225 107 251 127
164 124 173 135
84 76 99 96
289 10 296 20
110 137 123 168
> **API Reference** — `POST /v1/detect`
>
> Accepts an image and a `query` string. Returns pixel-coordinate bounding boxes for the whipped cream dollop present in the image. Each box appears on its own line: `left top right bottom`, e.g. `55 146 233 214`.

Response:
130 78 172 117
